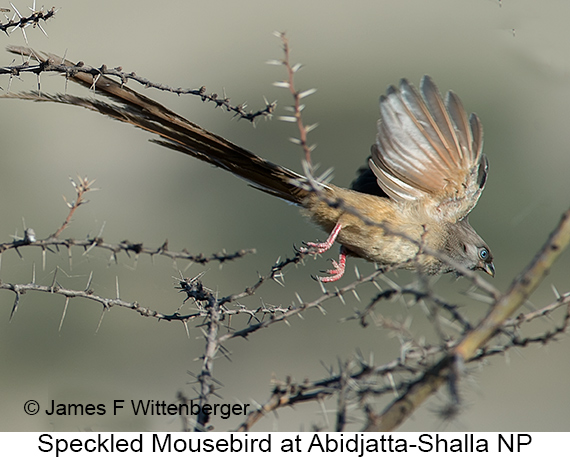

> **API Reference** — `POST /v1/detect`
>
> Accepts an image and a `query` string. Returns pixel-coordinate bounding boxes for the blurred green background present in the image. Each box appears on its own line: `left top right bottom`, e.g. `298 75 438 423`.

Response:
0 0 569 432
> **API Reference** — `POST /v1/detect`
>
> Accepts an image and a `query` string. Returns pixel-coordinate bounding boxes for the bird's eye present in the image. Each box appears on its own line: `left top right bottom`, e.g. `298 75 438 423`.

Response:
478 248 489 260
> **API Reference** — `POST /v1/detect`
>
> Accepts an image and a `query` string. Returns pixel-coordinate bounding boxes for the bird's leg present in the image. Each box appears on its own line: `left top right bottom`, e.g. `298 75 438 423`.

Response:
299 222 342 255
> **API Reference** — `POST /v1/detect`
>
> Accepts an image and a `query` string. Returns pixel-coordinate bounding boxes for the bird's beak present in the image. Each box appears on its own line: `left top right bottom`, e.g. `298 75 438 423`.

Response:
483 262 495 277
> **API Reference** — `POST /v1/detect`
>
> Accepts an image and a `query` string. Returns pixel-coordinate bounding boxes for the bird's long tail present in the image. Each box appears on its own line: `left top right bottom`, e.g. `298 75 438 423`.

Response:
3 46 308 204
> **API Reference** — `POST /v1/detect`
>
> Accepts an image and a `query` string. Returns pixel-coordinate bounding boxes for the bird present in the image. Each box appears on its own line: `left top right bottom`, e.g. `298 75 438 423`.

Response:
4 46 494 282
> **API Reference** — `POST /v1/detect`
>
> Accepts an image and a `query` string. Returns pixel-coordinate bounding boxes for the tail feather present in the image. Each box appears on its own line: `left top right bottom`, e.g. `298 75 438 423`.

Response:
4 46 307 204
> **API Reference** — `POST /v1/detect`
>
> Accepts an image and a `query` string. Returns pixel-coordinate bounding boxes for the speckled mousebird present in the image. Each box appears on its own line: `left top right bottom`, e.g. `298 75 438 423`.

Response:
5 47 494 282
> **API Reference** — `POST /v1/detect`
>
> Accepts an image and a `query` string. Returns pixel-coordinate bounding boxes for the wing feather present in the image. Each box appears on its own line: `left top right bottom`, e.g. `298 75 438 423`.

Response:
416 77 462 168
370 76 488 222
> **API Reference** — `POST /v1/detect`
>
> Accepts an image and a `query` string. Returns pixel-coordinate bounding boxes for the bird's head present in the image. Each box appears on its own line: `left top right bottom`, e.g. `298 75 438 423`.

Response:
444 218 495 277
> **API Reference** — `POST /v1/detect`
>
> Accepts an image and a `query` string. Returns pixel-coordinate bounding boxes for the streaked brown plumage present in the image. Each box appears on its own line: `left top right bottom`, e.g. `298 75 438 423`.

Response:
4 46 494 281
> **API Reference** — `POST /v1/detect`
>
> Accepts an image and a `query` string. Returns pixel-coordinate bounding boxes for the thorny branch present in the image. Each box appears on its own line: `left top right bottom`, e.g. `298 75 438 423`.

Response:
271 32 318 167
0 176 255 273
0 3 56 42
51 175 94 238
0 234 255 272
2 45 276 122
235 293 570 431
175 277 224 431
2 233 568 429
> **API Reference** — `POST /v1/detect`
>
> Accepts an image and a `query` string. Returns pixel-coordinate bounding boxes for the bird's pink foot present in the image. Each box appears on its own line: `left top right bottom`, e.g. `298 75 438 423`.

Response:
299 223 348 282
299 222 342 255
315 248 347 283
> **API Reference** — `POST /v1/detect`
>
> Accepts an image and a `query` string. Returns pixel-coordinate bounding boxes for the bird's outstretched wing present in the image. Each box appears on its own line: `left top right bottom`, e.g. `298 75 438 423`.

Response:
370 75 488 222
